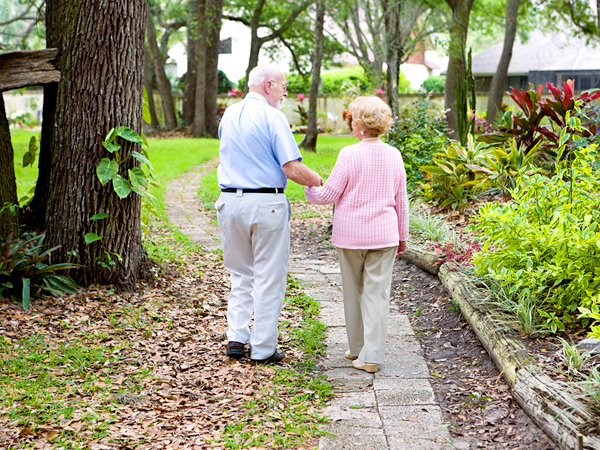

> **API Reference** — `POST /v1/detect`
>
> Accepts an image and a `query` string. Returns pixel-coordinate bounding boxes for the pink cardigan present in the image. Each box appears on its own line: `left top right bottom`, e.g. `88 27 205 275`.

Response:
305 141 409 250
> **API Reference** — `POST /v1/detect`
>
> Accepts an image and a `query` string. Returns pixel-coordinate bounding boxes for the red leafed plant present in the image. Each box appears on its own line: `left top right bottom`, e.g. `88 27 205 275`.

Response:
433 235 482 267
480 80 600 160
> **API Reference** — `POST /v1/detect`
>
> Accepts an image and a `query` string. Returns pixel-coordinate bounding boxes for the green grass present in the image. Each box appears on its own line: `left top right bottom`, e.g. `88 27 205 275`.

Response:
198 135 356 208
10 129 39 201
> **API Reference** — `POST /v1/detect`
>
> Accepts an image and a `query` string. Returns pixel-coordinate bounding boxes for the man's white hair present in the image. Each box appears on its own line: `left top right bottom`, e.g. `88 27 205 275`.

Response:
248 65 283 87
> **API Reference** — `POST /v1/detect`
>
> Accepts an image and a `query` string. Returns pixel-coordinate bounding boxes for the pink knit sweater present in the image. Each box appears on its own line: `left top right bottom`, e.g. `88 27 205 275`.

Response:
305 141 409 250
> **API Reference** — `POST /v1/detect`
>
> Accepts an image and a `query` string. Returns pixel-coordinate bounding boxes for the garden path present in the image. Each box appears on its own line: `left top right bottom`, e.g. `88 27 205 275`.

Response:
165 161 458 450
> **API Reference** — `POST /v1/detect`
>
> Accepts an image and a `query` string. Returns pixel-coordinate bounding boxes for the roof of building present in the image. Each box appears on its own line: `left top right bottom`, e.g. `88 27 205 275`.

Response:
471 30 600 76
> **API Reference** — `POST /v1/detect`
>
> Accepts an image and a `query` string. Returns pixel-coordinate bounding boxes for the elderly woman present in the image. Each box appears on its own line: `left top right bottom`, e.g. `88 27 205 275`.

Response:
305 96 409 373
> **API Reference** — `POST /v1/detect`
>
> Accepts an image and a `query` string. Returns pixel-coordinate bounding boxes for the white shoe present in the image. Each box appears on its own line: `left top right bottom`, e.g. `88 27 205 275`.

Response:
352 358 378 373
345 350 358 360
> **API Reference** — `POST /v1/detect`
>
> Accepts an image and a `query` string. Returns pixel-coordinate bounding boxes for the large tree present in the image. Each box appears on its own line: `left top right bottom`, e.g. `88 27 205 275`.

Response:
193 0 224 138
0 94 19 238
486 0 521 124
299 0 326 151
330 0 446 113
224 0 315 91
444 0 475 139
34 0 150 289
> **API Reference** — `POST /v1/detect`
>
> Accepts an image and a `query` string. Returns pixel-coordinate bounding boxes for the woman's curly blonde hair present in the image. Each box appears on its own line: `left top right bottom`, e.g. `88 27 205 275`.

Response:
348 96 393 137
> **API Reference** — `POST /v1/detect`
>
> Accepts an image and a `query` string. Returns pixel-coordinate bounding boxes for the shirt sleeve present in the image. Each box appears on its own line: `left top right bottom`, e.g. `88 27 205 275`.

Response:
395 155 410 241
271 111 302 166
305 148 349 205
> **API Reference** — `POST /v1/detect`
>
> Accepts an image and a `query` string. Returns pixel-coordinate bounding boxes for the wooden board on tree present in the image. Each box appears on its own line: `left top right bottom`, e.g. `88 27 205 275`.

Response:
0 49 60 92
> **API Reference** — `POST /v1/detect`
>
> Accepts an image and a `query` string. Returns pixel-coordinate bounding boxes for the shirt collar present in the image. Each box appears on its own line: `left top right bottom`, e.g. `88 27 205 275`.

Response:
245 92 269 105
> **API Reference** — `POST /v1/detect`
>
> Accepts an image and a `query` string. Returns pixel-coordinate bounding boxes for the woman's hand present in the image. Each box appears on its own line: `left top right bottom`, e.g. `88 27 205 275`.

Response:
396 241 407 258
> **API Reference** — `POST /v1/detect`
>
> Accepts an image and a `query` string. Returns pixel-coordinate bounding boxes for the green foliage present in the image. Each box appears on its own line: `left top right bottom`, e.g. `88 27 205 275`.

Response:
100 126 156 200
218 70 236 94
11 130 39 202
420 134 490 210
385 93 449 185
422 75 446 94
0 233 79 309
320 67 372 95
472 144 600 333
465 137 540 197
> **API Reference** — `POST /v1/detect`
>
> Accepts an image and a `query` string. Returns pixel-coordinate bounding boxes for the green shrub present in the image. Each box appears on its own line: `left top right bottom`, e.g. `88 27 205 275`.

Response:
385 93 449 186
218 70 235 94
472 144 600 333
0 233 79 309
422 75 445 94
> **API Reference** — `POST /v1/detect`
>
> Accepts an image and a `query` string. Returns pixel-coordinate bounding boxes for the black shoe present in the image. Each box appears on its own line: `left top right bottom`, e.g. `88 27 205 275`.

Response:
226 341 246 359
251 348 286 364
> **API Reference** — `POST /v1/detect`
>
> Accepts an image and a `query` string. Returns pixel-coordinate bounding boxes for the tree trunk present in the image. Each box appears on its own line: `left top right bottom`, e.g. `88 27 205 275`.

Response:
486 0 520 125
299 0 325 151
383 0 401 117
183 0 198 127
193 0 207 137
444 0 474 140
44 0 149 289
146 8 177 130
144 48 160 130
204 0 224 138
26 1 63 232
0 94 19 239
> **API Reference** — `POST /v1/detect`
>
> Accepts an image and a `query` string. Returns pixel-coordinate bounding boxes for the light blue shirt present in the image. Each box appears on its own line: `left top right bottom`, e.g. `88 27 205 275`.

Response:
217 92 302 189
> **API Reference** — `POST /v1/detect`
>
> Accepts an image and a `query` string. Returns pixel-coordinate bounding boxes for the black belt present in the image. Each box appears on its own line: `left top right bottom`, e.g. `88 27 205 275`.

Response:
221 188 284 194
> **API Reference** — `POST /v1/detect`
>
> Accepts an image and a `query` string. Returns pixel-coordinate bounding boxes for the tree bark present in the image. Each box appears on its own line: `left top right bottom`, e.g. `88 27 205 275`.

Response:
0 94 19 239
299 0 325 151
193 0 207 137
444 0 474 140
204 0 224 138
144 48 160 130
146 7 177 130
44 0 149 289
27 1 63 232
486 0 520 125
383 0 401 117
183 0 198 127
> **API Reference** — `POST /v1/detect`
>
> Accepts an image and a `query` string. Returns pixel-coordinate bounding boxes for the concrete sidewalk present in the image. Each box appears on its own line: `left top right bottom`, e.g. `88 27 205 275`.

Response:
289 257 456 450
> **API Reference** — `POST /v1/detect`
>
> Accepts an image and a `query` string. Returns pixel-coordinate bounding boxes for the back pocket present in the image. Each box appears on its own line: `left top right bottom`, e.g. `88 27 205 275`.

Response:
258 203 286 235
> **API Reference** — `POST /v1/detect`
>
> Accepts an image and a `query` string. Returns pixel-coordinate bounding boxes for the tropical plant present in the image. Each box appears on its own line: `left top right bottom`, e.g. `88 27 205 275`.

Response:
464 137 540 196
420 134 490 210
480 80 600 163
0 233 79 309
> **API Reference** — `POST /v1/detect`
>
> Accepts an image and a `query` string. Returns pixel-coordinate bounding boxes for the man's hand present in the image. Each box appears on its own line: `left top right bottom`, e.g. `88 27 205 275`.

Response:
283 160 322 186
397 241 407 258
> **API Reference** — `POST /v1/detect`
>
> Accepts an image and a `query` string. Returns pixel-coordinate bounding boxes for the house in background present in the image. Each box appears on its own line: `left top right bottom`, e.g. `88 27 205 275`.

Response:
471 30 600 92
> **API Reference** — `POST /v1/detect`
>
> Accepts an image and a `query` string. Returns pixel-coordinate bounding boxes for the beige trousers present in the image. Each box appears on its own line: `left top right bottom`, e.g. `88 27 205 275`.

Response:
337 246 397 364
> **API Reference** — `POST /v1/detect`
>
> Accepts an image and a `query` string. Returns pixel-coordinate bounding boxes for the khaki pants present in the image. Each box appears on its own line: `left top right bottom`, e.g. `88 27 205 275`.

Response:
337 246 397 364
216 191 291 360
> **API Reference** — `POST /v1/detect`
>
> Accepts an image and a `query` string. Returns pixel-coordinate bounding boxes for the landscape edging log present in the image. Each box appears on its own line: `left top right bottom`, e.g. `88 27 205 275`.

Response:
403 241 600 450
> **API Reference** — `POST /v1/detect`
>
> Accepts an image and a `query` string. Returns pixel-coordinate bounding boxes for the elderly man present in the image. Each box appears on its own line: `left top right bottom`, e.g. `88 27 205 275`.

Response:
215 64 322 364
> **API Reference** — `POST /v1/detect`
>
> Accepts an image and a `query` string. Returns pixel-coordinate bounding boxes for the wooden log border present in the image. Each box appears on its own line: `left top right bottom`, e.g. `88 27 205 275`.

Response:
403 240 600 450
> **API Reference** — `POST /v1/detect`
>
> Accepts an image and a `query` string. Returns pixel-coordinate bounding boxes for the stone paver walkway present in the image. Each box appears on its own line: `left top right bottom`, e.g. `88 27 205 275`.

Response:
165 166 456 450
288 258 455 450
